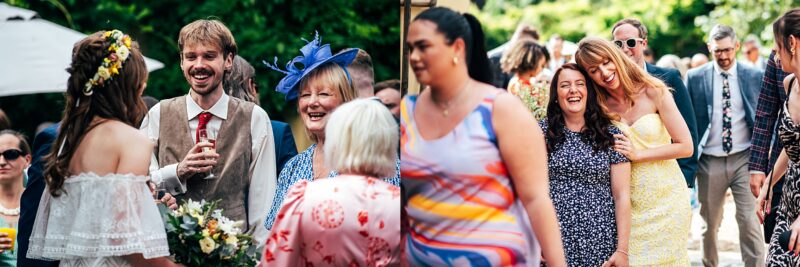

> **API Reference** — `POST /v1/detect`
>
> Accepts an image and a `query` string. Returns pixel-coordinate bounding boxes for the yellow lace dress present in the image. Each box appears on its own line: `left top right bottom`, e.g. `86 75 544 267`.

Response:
614 114 691 266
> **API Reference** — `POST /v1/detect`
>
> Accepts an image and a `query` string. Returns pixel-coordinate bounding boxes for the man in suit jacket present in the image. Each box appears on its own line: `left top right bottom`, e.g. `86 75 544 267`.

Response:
749 52 789 241
17 123 59 267
685 24 764 267
611 18 700 187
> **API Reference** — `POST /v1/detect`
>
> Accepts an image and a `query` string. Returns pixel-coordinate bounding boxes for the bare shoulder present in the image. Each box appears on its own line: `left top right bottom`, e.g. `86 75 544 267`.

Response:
642 86 664 99
91 120 151 156
784 73 796 91
100 120 149 143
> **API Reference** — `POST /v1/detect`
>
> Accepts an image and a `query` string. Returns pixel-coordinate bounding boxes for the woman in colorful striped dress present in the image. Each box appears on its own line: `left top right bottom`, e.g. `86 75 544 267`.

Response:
401 7 566 266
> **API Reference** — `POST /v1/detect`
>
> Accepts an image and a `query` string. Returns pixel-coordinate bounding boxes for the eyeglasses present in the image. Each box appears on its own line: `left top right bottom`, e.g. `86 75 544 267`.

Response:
713 48 735 55
613 38 644 49
0 149 23 161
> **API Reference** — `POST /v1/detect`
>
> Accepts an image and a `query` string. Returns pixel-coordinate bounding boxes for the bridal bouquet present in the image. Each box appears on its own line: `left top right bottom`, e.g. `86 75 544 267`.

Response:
159 200 260 267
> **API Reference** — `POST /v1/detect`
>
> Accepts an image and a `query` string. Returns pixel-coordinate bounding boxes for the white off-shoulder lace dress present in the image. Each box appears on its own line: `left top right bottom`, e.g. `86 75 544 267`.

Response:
27 172 170 267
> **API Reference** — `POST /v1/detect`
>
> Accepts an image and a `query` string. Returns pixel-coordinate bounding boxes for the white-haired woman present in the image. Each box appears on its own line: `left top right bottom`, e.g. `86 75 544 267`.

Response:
260 99 400 266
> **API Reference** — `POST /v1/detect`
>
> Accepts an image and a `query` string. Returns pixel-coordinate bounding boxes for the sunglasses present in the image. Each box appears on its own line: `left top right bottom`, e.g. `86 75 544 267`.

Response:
613 38 644 49
0 149 23 161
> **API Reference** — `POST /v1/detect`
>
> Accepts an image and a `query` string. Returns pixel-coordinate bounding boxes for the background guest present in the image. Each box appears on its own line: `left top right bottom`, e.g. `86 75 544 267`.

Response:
347 49 375 98
488 23 540 89
501 39 550 119
224 55 298 175
374 79 401 119
0 130 30 266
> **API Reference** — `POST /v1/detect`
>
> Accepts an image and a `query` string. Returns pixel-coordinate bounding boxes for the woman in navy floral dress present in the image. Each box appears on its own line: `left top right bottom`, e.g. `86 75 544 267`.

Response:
540 63 632 266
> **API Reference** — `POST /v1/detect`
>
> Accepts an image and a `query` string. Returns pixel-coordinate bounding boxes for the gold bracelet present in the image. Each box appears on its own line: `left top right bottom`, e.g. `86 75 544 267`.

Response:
616 250 629 256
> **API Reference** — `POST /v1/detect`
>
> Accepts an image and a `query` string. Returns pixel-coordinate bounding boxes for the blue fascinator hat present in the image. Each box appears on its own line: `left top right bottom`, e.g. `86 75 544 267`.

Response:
265 32 358 101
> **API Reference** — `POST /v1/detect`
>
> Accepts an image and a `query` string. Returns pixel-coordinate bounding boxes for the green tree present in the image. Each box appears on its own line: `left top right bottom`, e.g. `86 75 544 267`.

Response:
474 0 793 62
1 0 399 137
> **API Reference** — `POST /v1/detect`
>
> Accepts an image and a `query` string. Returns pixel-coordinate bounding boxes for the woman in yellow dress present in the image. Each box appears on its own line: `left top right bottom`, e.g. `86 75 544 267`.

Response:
575 37 694 266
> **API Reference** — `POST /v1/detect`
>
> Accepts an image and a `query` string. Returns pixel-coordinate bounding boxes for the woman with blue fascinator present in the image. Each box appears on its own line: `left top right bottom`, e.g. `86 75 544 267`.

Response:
260 33 401 265
262 33 401 231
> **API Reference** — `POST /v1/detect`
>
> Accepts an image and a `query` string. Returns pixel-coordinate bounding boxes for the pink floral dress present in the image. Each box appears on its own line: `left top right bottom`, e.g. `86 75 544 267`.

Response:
260 174 401 266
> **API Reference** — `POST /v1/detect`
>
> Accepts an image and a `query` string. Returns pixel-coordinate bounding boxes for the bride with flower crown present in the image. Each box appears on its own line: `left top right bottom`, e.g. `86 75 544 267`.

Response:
25 30 182 267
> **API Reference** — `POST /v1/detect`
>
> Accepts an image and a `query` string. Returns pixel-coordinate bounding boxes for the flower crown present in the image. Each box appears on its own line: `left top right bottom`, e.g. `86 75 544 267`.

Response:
83 30 133 96
264 31 357 100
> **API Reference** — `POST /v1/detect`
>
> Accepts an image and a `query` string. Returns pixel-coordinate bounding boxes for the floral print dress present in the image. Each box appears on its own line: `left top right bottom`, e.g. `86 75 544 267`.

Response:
261 175 401 266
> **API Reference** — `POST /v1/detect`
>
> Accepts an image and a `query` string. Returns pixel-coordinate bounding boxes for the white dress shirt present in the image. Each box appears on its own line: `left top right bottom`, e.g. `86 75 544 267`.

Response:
140 92 276 244
703 62 751 157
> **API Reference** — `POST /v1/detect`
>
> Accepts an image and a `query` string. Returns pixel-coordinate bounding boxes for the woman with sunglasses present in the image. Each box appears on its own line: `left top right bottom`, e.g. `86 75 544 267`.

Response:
575 37 693 265
0 130 30 266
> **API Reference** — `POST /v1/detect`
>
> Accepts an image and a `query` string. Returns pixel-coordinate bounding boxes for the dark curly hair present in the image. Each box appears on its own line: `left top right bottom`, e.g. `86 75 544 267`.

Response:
545 63 616 153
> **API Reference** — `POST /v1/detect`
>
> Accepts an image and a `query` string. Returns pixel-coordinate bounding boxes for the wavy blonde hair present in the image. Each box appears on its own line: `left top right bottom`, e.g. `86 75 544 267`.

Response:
574 37 669 117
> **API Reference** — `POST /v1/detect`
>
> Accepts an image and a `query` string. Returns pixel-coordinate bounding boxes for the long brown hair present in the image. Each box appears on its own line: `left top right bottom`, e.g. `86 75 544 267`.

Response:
44 31 148 196
574 37 669 117
545 63 615 153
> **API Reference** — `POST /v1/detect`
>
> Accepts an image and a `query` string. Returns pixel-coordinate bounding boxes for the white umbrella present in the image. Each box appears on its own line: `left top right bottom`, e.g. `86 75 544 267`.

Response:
0 3 164 97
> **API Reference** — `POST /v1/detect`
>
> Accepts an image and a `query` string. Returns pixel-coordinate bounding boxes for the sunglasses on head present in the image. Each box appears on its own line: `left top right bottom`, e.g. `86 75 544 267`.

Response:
0 149 23 161
613 38 644 49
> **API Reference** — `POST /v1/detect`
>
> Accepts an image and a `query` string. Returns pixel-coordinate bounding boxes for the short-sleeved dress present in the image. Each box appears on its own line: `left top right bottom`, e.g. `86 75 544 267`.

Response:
401 92 540 266
540 121 629 265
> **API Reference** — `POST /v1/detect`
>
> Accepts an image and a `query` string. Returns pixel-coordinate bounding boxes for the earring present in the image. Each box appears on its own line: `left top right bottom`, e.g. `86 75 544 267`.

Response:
792 48 796 55
452 57 459 65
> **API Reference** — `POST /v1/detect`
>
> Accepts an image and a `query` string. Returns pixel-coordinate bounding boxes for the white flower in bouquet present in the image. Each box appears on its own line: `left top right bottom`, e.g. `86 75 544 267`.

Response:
199 236 217 254
187 199 203 212
216 216 241 234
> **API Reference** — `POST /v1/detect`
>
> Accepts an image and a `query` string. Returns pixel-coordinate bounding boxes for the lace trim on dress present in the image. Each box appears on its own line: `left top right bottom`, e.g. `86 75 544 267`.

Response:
27 172 170 261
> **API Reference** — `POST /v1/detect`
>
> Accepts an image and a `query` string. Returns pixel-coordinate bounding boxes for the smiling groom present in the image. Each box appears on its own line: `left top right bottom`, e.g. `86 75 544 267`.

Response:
140 19 276 245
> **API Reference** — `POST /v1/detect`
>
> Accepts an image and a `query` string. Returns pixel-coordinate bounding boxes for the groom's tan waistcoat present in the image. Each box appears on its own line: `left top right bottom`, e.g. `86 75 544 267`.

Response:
156 95 253 225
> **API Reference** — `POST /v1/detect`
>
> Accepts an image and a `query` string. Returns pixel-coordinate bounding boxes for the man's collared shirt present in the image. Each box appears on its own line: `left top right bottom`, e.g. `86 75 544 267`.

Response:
704 61 751 156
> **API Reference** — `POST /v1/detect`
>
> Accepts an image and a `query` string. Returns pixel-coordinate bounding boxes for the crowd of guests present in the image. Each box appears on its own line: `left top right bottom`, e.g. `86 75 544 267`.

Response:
0 15 404 266
401 6 800 267
4 4 800 267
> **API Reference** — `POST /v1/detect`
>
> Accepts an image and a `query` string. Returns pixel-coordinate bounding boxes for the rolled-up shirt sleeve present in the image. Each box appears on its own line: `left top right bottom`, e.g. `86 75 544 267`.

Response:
248 107 277 245
140 103 186 195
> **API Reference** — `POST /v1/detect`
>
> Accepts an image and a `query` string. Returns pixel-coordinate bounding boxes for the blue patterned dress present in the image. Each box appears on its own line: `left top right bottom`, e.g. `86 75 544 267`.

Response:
264 144 401 230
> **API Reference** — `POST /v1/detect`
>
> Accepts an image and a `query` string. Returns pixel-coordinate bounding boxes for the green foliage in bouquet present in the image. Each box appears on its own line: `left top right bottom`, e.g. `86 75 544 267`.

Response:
159 200 260 267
